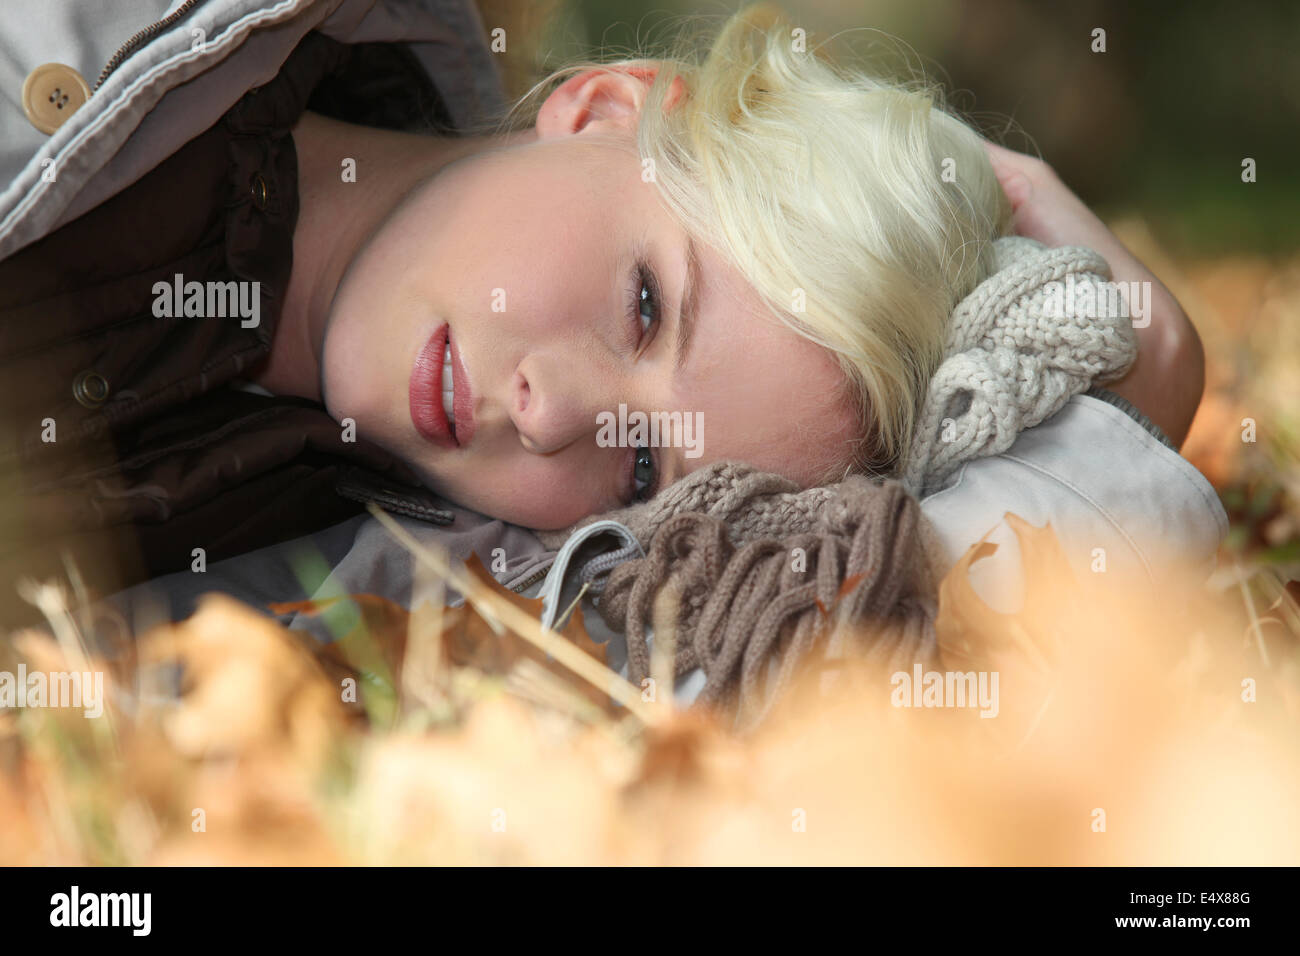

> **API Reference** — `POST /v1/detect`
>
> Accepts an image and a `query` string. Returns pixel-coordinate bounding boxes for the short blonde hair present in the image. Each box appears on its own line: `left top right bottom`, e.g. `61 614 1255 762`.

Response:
499 2 1012 483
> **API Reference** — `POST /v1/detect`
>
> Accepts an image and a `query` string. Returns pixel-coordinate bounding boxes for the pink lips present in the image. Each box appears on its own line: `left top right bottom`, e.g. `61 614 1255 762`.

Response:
409 323 474 449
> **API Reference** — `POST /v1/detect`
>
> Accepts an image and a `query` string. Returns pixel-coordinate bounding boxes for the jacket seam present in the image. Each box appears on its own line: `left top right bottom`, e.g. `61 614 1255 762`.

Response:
0 0 307 246
334 484 453 524
1073 395 1228 538
919 460 970 505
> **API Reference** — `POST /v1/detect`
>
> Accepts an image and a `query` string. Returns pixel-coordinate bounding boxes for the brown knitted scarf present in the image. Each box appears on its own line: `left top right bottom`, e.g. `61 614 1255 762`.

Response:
591 468 939 730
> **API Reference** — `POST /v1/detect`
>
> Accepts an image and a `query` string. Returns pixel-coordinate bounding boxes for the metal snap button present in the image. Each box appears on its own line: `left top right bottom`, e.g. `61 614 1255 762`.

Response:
72 370 110 408
22 63 91 135
249 173 268 210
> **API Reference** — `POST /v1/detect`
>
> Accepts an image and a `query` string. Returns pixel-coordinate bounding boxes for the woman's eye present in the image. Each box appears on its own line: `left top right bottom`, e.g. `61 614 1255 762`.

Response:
628 261 662 344
620 259 662 504
633 445 658 502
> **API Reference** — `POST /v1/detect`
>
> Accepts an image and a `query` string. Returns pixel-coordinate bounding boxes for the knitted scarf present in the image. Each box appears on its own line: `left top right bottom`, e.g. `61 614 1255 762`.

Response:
537 236 1138 724
598 472 938 730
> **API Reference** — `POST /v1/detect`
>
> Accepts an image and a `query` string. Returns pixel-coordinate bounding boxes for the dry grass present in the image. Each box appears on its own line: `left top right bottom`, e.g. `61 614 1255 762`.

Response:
2 496 1296 865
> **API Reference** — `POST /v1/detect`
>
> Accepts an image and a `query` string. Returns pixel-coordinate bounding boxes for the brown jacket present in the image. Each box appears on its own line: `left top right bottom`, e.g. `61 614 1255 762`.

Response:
0 33 459 627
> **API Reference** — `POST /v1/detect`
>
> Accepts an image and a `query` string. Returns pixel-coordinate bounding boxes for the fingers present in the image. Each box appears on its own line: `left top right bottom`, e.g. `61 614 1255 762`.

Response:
981 140 1036 212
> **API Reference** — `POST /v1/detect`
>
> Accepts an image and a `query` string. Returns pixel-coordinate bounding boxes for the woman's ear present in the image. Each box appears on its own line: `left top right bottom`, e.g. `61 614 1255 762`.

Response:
536 62 685 140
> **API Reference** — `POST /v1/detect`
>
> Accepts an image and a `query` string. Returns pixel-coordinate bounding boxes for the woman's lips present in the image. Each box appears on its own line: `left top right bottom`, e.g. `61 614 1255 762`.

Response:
410 323 460 449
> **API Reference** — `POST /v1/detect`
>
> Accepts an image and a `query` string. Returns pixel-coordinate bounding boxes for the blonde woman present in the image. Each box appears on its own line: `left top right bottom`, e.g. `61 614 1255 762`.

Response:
0 2 1222 649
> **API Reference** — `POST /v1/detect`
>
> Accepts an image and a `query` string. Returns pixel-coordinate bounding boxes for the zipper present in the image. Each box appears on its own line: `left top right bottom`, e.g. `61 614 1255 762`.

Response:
507 563 552 594
94 0 205 93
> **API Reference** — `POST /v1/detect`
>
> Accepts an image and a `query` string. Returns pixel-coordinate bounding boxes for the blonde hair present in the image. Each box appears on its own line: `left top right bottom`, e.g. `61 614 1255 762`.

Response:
498 2 1012 482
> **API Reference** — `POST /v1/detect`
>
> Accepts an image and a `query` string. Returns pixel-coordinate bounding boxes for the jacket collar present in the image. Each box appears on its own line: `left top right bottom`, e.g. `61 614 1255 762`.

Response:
334 465 455 526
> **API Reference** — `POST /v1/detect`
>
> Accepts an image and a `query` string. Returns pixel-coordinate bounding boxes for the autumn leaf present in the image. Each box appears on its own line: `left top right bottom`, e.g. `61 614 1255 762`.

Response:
934 512 1079 673
627 709 725 791
272 554 613 722
445 554 615 713
269 593 409 728
137 595 353 766
462 553 607 666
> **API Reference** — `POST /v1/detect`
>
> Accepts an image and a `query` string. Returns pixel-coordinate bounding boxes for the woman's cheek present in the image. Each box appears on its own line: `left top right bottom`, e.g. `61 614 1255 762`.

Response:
324 325 402 454
460 470 595 531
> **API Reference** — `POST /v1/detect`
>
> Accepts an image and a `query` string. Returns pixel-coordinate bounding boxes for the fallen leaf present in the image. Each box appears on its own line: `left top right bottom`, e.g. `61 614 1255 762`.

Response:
462 553 607 665
274 554 613 721
270 593 409 727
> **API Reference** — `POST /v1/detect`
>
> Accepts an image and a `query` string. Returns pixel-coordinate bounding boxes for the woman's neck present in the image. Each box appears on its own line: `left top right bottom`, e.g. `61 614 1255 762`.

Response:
252 111 527 399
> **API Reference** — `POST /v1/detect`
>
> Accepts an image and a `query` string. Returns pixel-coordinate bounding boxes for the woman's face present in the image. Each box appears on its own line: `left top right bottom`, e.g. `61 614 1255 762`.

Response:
321 67 862 531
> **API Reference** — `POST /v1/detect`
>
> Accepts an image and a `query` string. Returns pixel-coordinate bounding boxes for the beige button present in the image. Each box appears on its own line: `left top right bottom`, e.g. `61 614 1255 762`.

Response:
22 63 91 135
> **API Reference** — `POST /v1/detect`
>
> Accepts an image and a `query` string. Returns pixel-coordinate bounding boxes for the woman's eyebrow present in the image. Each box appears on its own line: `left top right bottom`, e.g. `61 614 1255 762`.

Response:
674 235 702 372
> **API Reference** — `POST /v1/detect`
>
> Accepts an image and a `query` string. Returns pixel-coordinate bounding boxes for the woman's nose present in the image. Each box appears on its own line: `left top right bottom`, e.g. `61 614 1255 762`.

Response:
509 356 608 454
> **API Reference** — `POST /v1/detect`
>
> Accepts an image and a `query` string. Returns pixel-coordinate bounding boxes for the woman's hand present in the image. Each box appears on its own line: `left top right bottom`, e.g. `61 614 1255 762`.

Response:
982 141 1205 449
